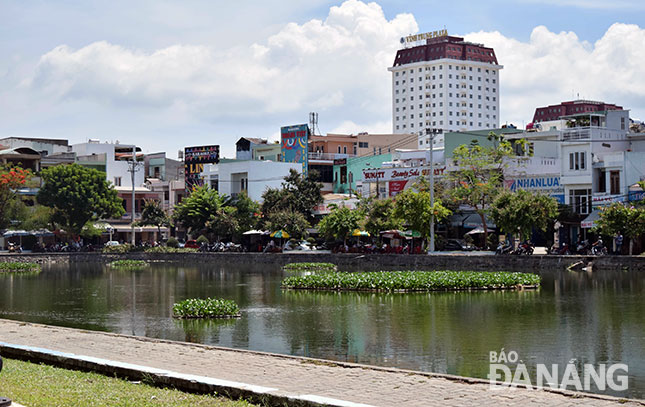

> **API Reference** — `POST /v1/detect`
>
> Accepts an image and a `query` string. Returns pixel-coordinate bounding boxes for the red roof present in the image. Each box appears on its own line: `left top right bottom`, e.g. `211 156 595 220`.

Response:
393 36 498 67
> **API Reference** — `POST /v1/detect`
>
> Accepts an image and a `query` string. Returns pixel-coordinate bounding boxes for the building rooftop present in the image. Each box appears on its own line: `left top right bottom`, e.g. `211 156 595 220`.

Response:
392 35 498 67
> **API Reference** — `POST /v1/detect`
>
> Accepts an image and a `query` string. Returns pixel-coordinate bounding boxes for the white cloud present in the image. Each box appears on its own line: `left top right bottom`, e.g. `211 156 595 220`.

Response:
329 119 392 135
27 0 416 122
466 23 645 124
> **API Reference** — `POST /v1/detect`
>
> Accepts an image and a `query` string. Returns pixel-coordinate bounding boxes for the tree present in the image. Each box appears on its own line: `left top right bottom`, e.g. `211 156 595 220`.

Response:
263 209 310 240
360 197 403 239
448 133 520 246
231 191 260 235
394 185 451 250
317 204 365 245
594 202 645 255
489 189 559 241
138 199 172 239
0 166 31 229
173 186 229 237
261 169 323 221
37 164 124 237
207 206 239 242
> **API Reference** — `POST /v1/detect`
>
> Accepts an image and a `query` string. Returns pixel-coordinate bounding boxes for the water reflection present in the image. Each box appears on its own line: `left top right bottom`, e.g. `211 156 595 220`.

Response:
0 263 643 398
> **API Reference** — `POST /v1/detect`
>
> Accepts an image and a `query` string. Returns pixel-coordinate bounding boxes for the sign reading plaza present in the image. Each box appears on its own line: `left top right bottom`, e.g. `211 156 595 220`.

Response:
402 29 448 44
184 145 220 194
281 124 310 177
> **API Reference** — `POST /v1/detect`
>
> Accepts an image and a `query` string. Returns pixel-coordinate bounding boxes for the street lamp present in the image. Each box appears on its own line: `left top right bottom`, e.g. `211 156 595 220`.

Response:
423 128 437 253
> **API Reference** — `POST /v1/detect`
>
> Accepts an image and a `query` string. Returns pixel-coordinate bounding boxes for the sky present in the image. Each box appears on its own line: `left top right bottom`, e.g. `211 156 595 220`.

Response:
1 0 644 158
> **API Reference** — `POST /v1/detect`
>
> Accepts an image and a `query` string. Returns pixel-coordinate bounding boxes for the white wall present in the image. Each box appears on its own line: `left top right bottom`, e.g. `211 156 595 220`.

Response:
72 142 145 188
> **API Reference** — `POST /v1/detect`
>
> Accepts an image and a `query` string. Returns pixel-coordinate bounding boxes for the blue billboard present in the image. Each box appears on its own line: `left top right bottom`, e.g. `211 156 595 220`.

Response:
281 124 309 177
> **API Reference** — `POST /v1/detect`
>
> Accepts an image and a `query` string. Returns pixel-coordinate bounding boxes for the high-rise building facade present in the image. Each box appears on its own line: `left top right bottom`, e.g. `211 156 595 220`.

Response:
388 33 503 148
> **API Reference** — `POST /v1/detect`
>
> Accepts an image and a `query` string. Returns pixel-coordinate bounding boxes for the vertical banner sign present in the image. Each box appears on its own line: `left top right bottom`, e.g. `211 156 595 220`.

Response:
281 124 309 177
184 145 220 194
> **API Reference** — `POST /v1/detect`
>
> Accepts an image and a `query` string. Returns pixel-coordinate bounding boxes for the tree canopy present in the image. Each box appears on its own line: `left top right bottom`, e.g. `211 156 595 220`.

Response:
0 166 31 229
317 204 365 244
261 169 323 221
594 202 645 254
263 209 310 240
489 189 559 241
361 197 403 239
139 199 172 236
173 185 229 238
37 164 124 237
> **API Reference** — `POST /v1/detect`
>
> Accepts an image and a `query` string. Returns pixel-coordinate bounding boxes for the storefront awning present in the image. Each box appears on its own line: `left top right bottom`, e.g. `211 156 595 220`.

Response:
581 210 600 229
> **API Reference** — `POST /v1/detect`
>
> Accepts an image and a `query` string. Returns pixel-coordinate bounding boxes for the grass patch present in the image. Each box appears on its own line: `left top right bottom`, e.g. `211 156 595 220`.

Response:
173 298 241 319
283 262 337 272
144 246 198 253
0 262 41 273
281 270 540 292
108 259 149 269
0 357 255 407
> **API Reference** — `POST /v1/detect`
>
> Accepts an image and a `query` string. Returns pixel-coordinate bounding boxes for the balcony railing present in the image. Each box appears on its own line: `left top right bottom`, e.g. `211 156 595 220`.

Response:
308 152 353 161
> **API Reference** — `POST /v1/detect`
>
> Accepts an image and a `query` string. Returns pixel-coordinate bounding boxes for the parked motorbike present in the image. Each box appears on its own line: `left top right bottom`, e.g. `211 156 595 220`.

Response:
7 242 22 253
547 242 571 255
591 239 607 256
575 240 591 255
514 240 534 255
495 241 513 255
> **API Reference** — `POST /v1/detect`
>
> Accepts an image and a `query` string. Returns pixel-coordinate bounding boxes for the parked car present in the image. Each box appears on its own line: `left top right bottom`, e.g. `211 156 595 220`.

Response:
441 239 476 251
184 240 200 249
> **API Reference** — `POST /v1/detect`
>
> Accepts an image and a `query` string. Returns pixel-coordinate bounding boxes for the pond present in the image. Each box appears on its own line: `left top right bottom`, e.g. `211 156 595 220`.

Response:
0 262 644 399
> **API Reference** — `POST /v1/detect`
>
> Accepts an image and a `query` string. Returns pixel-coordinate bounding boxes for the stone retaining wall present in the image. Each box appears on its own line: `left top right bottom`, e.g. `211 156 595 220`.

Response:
1 252 643 272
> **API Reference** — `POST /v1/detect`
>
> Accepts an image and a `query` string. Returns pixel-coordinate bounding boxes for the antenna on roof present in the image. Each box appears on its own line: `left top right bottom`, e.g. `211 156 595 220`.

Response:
309 112 320 136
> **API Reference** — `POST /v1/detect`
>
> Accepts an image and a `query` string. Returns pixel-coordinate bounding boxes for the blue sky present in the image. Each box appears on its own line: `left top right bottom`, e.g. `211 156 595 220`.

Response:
1 0 644 158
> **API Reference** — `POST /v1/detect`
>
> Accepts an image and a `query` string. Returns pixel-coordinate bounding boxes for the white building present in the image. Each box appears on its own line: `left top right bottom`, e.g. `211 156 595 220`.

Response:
201 160 302 202
72 141 145 189
388 33 502 149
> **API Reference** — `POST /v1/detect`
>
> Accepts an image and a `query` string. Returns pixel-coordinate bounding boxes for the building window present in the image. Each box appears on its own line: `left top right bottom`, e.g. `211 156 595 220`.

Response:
610 170 620 195
569 189 592 215
343 146 347 154
114 177 121 186
338 146 341 154
569 152 586 171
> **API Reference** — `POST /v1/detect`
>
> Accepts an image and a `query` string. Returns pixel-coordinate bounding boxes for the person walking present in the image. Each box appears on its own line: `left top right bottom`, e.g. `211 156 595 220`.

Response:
615 232 623 255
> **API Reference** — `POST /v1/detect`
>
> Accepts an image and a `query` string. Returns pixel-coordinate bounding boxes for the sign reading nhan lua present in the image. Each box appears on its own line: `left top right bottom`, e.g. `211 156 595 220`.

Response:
402 29 448 44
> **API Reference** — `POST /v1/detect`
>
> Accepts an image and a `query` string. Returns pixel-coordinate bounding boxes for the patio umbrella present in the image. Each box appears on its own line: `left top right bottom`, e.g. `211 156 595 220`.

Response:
243 230 267 235
404 230 421 238
351 229 370 237
465 226 486 235
380 230 407 239
270 230 290 239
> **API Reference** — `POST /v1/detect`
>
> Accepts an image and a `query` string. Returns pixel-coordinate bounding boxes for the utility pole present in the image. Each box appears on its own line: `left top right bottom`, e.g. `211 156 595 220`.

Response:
128 145 141 246
427 128 436 253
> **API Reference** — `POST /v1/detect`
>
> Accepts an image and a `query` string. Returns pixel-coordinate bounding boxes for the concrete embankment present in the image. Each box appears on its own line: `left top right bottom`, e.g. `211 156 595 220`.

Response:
0 319 641 407
0 251 643 272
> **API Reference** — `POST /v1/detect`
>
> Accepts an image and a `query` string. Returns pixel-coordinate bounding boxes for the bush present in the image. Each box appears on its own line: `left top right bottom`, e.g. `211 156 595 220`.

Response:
0 262 41 273
166 237 179 248
306 237 315 244
283 262 337 272
144 246 197 253
196 235 209 245
102 244 133 254
172 298 241 319
281 270 540 292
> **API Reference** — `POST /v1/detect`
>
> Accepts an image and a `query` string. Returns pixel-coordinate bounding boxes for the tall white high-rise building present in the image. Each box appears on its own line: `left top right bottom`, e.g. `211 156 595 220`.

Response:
388 33 503 148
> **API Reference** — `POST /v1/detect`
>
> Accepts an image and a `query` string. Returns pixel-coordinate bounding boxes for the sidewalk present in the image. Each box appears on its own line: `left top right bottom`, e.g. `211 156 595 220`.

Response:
0 319 641 407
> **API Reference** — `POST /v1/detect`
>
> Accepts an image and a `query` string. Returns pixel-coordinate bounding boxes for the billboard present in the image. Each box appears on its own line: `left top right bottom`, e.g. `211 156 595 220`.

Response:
281 124 309 177
504 175 564 203
184 145 220 194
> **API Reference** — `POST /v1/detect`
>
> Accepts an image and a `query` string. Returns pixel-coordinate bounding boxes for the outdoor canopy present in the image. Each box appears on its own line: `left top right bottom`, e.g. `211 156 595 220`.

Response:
270 230 290 239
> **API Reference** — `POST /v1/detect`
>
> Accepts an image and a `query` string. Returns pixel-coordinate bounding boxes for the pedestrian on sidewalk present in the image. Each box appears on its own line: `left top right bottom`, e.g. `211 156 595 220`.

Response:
614 232 623 255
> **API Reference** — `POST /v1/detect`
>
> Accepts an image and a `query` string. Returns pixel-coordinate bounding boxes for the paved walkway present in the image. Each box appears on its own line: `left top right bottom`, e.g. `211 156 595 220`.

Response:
0 319 641 407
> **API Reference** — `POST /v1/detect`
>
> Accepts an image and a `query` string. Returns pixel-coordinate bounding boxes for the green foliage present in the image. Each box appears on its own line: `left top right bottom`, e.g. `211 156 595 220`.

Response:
283 262 337 272
173 186 229 237
138 199 171 234
102 243 133 254
594 202 645 254
0 262 41 273
263 209 310 239
361 197 403 238
172 298 241 319
394 184 451 248
144 246 197 253
281 270 541 292
317 204 364 243
261 169 323 221
108 260 149 269
166 237 179 248
489 189 559 240
231 191 260 236
37 164 125 237
0 166 32 229
196 235 210 245
448 133 519 241
206 205 238 241
80 222 105 240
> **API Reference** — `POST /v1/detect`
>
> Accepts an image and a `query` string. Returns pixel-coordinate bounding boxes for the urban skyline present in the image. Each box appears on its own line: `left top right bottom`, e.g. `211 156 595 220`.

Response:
1 0 644 158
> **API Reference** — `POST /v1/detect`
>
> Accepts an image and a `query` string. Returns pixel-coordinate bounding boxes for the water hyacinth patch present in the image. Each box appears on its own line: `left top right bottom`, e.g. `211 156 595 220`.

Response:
108 260 149 269
283 262 337 272
173 298 241 319
281 271 540 292
0 262 41 273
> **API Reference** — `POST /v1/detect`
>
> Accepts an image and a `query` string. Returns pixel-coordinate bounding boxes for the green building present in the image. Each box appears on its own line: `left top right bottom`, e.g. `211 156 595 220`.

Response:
333 153 392 194
443 128 524 159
